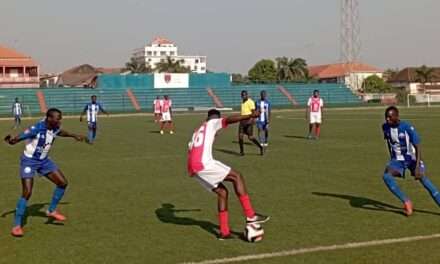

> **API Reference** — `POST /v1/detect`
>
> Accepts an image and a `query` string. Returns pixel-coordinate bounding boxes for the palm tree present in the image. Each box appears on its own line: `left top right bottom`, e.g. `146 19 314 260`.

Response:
416 65 436 92
155 57 191 73
275 57 309 82
124 57 152 73
289 58 308 81
275 57 292 82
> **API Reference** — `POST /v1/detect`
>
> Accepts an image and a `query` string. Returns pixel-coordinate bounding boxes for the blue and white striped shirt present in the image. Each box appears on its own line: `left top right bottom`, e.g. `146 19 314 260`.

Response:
19 120 61 160
84 103 104 123
383 121 420 161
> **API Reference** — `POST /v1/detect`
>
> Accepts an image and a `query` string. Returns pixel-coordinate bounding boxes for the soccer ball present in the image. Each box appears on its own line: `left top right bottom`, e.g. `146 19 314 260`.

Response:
244 223 264 242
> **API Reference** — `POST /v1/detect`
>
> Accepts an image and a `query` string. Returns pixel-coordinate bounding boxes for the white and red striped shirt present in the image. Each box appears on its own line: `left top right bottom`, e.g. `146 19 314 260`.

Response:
161 99 172 113
187 118 228 175
307 97 324 113
153 99 162 113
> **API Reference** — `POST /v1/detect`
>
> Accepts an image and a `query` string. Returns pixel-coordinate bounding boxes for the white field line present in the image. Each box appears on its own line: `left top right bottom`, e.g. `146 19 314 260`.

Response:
181 233 440 264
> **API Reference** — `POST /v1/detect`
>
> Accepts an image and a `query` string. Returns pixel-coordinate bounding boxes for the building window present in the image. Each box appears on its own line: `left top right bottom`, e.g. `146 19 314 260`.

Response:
200 58 205 63
195 59 199 63
194 66 198 71
147 51 152 56
153 51 157 56
170 51 175 56
201 67 206 71
160 51 166 56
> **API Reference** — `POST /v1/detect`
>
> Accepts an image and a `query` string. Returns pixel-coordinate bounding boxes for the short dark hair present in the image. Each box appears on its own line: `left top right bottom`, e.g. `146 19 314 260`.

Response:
208 109 221 118
241 90 247 95
46 108 62 118
313 90 319 94
385 106 399 117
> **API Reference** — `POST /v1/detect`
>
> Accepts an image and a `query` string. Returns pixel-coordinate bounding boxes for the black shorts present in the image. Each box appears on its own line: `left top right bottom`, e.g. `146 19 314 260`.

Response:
239 122 254 136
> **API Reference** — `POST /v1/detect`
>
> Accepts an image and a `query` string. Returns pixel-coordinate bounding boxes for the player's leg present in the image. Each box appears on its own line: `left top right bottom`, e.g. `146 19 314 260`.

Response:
308 117 314 139
92 123 97 141
160 118 165 134
44 168 68 220
87 123 94 143
383 161 412 215
256 122 264 145
264 124 269 146
315 123 321 139
12 178 33 236
413 162 440 206
212 183 230 238
224 169 269 223
238 125 245 155
246 126 263 155
169 121 174 134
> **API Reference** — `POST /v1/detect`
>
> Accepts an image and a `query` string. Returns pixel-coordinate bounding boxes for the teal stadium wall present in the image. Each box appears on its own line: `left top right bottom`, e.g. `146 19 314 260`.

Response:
0 73 361 116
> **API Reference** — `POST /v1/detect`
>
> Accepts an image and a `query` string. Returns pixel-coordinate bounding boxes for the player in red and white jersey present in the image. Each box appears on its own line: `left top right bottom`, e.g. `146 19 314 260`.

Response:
306 90 324 139
153 96 162 123
160 95 174 134
187 109 270 240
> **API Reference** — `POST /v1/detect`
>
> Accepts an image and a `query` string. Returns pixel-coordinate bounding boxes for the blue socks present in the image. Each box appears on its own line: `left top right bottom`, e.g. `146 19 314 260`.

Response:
14 197 27 227
420 176 440 206
48 186 66 213
88 129 93 143
92 129 96 140
383 173 409 203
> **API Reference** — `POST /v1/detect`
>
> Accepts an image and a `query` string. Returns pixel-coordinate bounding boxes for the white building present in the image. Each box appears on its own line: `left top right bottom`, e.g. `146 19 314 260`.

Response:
389 67 440 95
308 62 383 91
133 37 207 74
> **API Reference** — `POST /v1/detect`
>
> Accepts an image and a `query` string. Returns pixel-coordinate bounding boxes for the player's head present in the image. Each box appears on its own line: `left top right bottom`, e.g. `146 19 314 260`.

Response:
156 96 160 99
260 90 267 100
46 108 62 128
164 95 169 100
385 106 399 126
15 97 19 102
241 90 248 101
313 90 319 97
207 109 221 120
91 95 97 103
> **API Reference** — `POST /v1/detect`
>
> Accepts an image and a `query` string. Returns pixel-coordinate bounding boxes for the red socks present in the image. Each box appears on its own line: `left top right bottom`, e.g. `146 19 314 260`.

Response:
316 126 321 137
219 211 230 236
239 194 255 218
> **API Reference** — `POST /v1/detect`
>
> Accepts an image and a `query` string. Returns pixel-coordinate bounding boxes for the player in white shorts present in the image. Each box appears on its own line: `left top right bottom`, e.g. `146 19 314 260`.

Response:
187 109 270 240
160 95 174 134
153 96 162 123
306 90 324 139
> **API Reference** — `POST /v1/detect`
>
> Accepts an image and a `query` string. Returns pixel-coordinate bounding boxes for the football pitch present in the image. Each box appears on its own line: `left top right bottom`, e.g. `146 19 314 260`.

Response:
1 107 440 264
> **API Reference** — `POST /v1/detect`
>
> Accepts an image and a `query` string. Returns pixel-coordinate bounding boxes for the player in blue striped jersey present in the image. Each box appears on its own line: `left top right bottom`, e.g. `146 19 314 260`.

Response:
255 90 271 147
12 97 23 129
382 106 440 216
80 95 109 144
4 108 87 237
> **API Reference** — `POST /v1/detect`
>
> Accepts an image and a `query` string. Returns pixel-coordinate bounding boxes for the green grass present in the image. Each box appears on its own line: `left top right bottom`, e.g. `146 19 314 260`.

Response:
1 108 440 263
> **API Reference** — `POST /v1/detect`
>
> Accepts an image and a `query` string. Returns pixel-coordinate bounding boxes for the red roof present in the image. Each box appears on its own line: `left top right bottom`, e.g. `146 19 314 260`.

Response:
0 45 38 67
151 37 174 45
309 63 382 79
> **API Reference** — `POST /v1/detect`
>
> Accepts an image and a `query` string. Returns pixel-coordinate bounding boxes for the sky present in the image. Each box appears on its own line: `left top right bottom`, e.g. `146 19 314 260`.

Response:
1 0 439 74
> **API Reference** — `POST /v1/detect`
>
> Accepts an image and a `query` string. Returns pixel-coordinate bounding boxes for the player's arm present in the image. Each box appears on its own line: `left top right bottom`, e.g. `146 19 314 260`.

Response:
407 124 423 178
4 134 21 145
268 103 272 124
305 99 310 119
225 111 260 125
99 104 109 116
413 143 423 178
4 126 38 145
80 105 87 122
58 129 87 142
